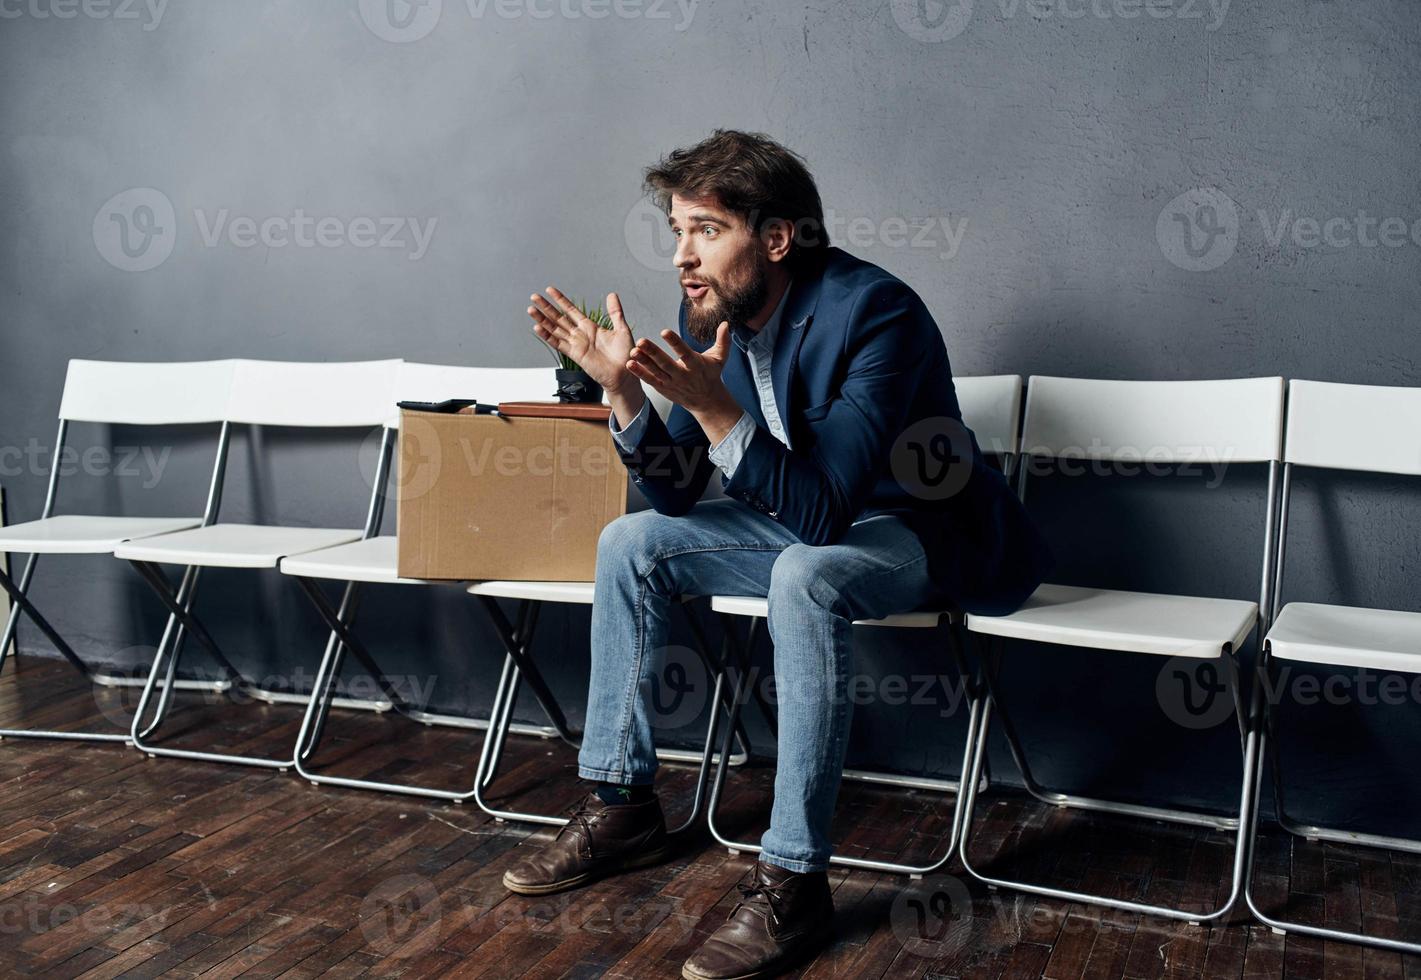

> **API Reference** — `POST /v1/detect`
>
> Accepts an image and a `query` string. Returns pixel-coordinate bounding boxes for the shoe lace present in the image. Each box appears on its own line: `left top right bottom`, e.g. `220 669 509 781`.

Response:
732 871 794 934
558 795 601 858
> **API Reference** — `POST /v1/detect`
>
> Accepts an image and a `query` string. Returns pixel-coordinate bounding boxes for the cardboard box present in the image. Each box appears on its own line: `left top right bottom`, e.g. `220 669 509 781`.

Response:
395 409 629 582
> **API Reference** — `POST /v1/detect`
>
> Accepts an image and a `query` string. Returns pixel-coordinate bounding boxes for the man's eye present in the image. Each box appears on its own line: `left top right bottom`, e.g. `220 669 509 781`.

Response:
701 225 717 237
672 228 683 238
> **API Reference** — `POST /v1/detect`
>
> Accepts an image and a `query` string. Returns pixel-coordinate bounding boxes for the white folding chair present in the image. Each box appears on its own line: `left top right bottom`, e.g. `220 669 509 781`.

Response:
0 359 238 743
280 364 582 798
460 383 753 830
116 359 402 770
957 376 1285 924
1243 380 1421 953
702 376 1024 876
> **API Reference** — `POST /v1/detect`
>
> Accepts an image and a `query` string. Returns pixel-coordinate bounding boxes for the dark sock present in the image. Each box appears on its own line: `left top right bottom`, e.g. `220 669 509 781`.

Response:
595 782 654 806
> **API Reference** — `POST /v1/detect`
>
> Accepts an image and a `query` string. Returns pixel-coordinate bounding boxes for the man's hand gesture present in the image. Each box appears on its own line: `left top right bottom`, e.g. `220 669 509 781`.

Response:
528 287 636 396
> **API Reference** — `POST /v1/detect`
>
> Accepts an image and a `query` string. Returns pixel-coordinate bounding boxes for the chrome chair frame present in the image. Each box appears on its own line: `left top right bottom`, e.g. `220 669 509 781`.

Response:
127 426 399 769
704 606 987 877
0 416 232 745
1242 461 1421 953
955 452 1281 925
463 591 751 833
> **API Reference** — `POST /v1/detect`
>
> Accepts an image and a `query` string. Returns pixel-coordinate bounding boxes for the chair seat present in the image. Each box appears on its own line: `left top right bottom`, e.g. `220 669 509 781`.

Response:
965 583 1258 659
279 536 446 586
0 515 203 555
1268 602 1421 673
114 523 363 569
710 594 952 628
466 580 598 605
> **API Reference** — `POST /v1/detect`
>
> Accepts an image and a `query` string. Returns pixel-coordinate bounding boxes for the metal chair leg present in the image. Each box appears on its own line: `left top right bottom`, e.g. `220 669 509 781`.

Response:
1241 647 1421 951
0 563 132 743
127 560 299 770
703 614 981 876
957 636 1260 924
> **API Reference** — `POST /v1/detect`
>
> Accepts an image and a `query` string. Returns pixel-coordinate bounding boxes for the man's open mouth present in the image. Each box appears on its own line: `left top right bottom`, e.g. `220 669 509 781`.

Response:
682 281 710 300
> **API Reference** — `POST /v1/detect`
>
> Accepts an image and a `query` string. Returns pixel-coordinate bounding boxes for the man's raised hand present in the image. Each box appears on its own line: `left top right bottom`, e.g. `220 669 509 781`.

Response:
527 287 636 396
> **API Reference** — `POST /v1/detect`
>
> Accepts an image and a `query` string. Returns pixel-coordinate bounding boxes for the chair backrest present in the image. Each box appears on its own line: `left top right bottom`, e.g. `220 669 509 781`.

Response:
1020 376 1285 465
388 363 555 427
1284 380 1421 477
224 359 402 428
57 359 238 425
954 375 1022 457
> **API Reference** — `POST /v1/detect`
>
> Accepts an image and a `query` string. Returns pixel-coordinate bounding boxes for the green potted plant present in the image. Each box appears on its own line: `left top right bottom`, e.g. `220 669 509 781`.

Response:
548 299 626 404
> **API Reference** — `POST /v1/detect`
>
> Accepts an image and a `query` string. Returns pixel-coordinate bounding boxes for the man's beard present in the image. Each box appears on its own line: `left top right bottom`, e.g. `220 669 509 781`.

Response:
682 250 770 344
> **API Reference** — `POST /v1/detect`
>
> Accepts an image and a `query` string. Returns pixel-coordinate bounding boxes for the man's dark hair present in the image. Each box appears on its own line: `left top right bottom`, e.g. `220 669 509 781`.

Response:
643 129 829 270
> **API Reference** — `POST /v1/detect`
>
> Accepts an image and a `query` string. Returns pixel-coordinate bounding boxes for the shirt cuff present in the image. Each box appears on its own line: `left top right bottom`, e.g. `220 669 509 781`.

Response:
707 410 755 479
609 395 652 454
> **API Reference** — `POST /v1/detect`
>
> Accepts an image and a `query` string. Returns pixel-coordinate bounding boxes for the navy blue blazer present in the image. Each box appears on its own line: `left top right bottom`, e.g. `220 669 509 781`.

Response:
614 246 1053 616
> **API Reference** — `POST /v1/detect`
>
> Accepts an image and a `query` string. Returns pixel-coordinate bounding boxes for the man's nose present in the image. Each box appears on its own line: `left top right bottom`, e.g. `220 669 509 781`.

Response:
673 238 696 269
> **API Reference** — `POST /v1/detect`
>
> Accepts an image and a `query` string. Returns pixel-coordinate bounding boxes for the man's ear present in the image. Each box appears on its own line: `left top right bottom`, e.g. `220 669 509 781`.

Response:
761 217 793 265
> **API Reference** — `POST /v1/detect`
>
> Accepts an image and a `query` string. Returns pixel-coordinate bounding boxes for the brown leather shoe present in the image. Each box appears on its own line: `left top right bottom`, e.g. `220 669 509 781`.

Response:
682 860 835 980
501 791 670 896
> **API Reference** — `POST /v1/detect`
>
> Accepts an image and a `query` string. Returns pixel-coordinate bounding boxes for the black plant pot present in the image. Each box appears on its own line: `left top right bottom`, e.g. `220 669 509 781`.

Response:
555 368 603 404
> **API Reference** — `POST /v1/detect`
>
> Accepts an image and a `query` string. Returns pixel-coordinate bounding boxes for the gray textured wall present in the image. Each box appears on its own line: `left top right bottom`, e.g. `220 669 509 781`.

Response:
2 0 1419 829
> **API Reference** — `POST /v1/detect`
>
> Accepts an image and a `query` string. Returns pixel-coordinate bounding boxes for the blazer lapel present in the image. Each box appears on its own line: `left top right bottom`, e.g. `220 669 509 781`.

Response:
771 268 824 438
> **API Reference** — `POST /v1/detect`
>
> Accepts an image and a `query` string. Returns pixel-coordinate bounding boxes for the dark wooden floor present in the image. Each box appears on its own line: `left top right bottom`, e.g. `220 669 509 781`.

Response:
2 654 1420 979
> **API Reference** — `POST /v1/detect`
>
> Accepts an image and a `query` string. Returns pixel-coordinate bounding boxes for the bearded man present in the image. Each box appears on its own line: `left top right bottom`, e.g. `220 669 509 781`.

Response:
509 129 1052 980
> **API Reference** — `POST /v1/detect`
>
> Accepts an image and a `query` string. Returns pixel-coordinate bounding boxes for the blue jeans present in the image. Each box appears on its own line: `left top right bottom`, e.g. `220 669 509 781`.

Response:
578 497 942 873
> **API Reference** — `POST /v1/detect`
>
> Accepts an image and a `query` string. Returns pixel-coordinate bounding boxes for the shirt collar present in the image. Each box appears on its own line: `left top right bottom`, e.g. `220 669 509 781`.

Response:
729 279 793 353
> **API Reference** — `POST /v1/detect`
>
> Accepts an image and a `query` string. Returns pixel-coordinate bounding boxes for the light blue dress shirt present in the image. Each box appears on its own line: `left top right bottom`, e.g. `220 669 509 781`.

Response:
609 282 794 479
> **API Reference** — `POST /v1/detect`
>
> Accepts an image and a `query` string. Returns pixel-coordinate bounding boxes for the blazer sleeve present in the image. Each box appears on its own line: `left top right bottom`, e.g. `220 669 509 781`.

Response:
611 389 717 516
721 279 932 546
